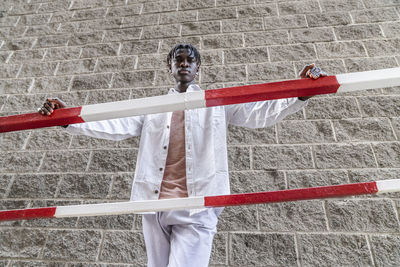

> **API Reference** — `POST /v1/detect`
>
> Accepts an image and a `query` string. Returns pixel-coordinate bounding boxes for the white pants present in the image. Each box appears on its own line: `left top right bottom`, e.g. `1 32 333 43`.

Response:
142 208 222 267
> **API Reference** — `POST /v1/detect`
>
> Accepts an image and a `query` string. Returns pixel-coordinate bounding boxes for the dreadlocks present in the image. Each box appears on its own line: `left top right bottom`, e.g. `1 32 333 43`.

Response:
167 43 201 67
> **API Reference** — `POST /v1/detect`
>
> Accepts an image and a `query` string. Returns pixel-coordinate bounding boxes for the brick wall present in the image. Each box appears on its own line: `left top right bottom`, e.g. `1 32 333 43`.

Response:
0 0 400 266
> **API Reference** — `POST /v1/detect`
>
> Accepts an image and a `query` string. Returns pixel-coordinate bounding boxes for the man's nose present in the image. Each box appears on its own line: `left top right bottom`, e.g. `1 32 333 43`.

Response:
180 59 188 67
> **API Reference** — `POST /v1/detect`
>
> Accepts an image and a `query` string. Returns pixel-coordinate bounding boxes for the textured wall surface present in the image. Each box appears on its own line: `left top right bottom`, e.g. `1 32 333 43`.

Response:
0 0 400 266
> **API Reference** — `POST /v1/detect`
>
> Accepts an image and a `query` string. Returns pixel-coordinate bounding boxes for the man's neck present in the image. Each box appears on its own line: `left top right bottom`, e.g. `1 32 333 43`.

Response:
175 81 195 93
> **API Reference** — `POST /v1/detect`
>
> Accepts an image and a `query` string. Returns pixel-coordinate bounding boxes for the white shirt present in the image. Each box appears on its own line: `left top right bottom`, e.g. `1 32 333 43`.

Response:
66 84 308 202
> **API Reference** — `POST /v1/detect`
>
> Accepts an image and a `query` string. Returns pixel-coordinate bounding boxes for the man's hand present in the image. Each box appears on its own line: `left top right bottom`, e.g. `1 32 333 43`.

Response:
298 63 328 101
38 98 67 116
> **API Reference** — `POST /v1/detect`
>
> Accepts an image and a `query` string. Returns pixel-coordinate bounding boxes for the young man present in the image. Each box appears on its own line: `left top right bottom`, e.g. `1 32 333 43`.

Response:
39 44 325 267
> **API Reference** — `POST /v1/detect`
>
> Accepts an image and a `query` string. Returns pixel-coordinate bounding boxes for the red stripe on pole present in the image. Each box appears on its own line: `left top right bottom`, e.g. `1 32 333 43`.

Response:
0 207 56 221
205 76 340 107
0 107 84 133
204 182 378 207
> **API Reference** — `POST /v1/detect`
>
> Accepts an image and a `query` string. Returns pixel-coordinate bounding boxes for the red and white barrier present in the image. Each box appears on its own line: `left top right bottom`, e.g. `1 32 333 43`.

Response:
1 179 399 221
0 67 399 133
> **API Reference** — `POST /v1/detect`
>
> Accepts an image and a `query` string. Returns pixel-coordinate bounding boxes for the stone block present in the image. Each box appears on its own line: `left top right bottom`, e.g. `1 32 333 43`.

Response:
287 169 349 189
230 233 297 266
0 229 46 258
143 0 177 13
253 145 313 170
37 1 70 13
43 230 102 260
210 233 227 265
160 10 197 24
34 35 69 48
291 27 336 43
77 213 134 230
0 152 43 173
358 96 400 117
245 30 289 47
224 47 269 64
69 135 118 149
335 24 383 40
198 7 236 21
103 28 141 42
222 17 263 33
179 0 214 10
279 0 320 15
0 16 19 27
58 173 112 198
120 40 159 55
19 14 51 25
123 14 160 27
217 0 252 6
364 39 400 57
320 0 364 12
89 149 138 172
305 97 360 119
199 50 223 66
68 32 104 46
3 93 45 112
8 4 40 15
160 37 201 53
44 47 81 61
19 62 57 77
0 174 12 197
71 0 125 10
182 21 221 36
227 124 276 145
1 38 34 51
32 76 71 93
334 118 396 142
50 11 74 23
24 200 80 228
109 173 134 200
40 150 90 172
71 73 112 90
328 199 399 232
264 14 307 30
363 0 399 8
112 71 155 88
201 65 246 83
0 131 30 151
48 91 88 107
373 142 400 168
278 120 335 144
8 174 59 198
56 59 96 76
80 43 120 58
201 34 243 49
381 21 400 38
218 205 258 231
73 7 108 20
316 41 367 59
0 64 20 79
306 12 352 28
25 24 59 37
99 231 146 264
8 49 45 63
228 146 250 171
345 57 398 72
27 128 72 150
86 89 130 104
392 117 400 137
259 200 326 231
142 24 181 39
8 261 66 267
249 62 296 81
230 170 285 194
299 234 372 266
351 8 399 23
371 235 400 266
107 4 141 17
0 78 33 94
237 3 277 17
97 56 137 72
269 44 316 62
314 143 376 169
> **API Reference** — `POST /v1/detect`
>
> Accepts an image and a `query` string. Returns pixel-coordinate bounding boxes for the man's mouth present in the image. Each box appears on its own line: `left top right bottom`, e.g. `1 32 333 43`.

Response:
179 70 190 74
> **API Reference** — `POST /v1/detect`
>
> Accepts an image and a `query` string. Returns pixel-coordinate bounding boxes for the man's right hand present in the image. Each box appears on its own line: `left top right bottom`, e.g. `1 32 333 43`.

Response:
38 98 67 116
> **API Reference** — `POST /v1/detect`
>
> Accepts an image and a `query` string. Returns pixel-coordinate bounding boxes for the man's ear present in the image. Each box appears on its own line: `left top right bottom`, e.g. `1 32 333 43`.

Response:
168 64 172 72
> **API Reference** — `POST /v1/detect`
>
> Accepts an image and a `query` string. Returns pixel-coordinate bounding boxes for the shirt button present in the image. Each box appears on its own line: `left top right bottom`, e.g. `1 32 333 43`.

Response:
159 167 163 171
167 125 170 129
154 190 159 194
163 146 167 149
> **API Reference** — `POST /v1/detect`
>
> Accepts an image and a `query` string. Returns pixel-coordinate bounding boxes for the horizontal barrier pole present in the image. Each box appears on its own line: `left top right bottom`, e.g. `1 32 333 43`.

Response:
1 179 399 221
0 67 399 133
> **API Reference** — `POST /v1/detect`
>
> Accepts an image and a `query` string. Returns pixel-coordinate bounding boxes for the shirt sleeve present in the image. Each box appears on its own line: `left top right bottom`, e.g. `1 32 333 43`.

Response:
225 97 308 128
64 115 144 141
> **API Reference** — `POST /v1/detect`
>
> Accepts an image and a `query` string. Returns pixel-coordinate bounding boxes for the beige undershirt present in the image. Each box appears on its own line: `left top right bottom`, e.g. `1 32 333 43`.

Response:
159 110 188 199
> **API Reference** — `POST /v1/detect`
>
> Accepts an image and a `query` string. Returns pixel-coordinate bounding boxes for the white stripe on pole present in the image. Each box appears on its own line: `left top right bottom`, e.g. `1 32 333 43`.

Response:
376 179 400 194
336 67 400 93
54 196 205 217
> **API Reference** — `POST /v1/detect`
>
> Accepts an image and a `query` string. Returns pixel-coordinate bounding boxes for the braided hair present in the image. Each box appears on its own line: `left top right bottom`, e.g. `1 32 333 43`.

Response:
167 43 201 67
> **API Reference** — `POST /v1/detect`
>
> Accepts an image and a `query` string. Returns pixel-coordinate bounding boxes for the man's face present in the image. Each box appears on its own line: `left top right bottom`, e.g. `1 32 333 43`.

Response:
169 48 199 83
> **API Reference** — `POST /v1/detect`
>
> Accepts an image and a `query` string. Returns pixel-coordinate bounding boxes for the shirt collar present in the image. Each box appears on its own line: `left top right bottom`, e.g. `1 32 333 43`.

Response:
168 84 201 94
